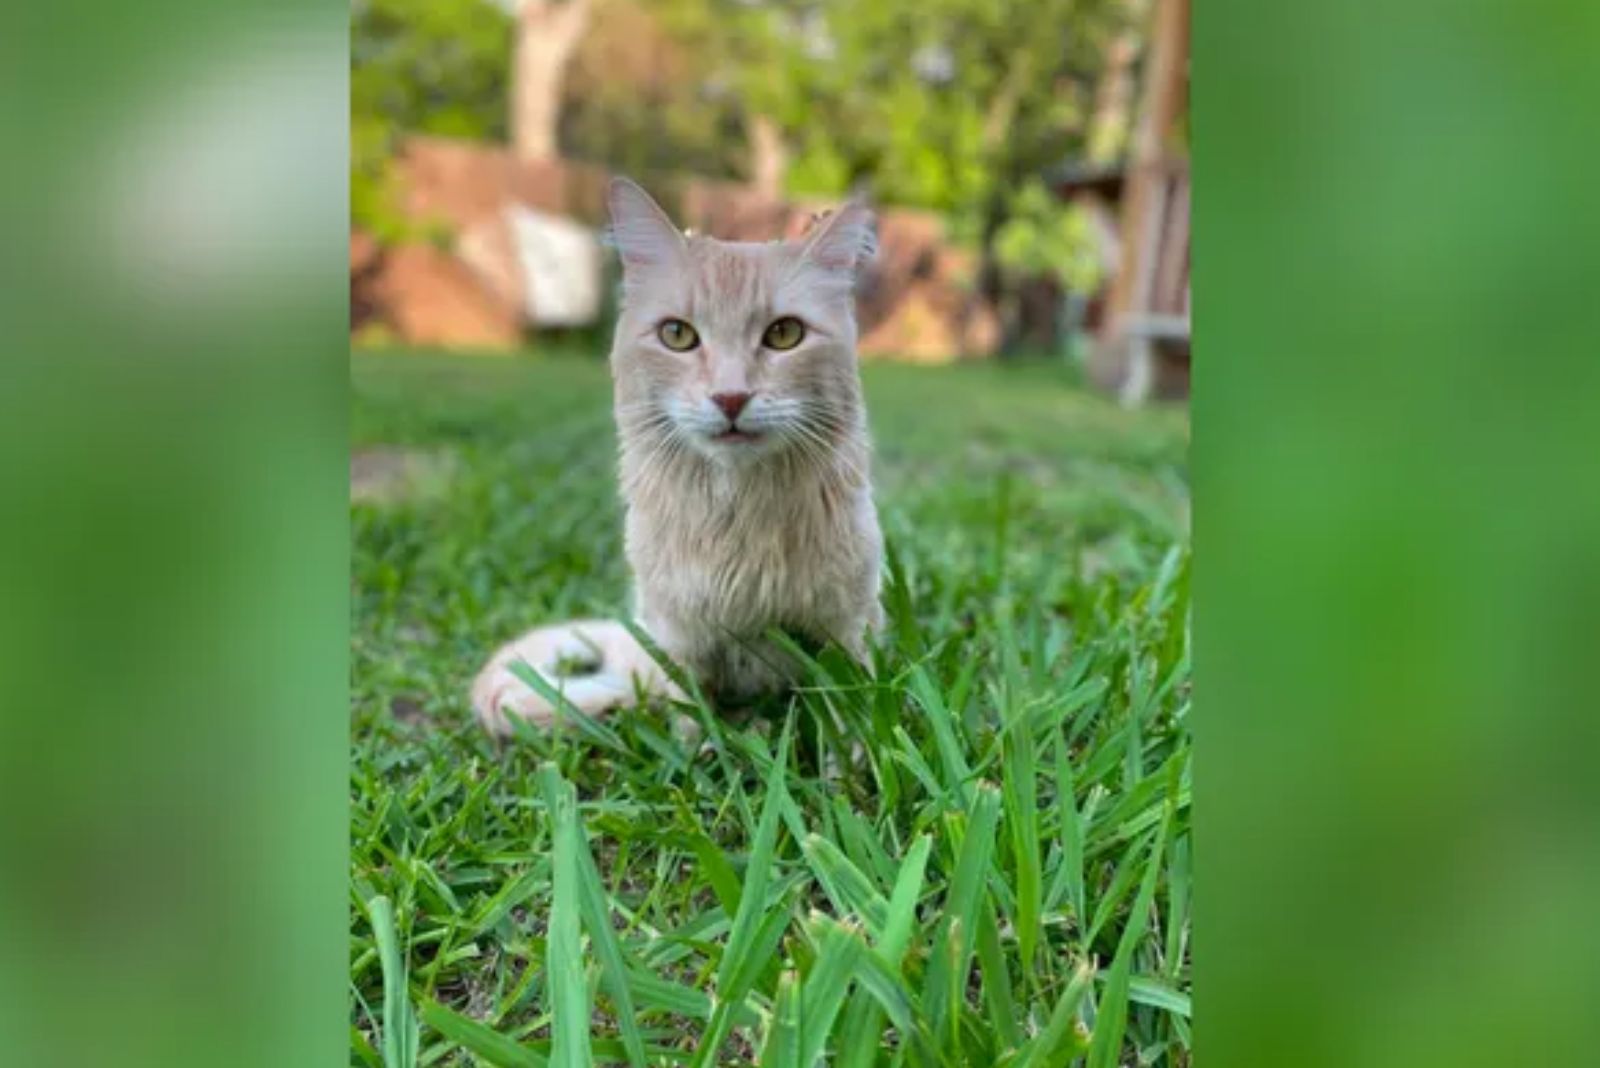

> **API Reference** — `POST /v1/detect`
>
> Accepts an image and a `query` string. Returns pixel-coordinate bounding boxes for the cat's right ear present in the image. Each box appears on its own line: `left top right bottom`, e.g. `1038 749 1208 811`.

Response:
606 178 686 273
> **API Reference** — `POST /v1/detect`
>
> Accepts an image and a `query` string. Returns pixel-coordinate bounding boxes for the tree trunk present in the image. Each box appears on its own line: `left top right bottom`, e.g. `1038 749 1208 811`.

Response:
748 114 787 200
511 0 594 164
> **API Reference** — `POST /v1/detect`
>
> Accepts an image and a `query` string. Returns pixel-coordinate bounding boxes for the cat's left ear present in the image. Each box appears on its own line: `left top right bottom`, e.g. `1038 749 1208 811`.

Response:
800 201 878 276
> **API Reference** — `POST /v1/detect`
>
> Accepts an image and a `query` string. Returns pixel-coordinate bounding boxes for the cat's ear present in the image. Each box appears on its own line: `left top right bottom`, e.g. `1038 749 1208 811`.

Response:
607 177 686 272
799 201 877 276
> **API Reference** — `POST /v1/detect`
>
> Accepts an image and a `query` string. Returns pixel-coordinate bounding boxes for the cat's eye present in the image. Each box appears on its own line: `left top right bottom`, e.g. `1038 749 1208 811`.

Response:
762 317 806 351
657 319 700 351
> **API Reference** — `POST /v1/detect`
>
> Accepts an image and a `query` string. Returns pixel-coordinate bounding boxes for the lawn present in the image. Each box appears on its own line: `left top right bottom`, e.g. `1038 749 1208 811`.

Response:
350 347 1192 1067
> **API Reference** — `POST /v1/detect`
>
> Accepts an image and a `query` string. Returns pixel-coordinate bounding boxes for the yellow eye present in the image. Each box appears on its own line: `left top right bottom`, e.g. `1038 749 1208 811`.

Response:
658 319 700 351
762 317 805 351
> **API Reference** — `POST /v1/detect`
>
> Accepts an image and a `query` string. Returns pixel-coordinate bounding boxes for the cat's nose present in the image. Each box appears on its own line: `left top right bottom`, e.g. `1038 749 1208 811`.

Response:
710 391 752 421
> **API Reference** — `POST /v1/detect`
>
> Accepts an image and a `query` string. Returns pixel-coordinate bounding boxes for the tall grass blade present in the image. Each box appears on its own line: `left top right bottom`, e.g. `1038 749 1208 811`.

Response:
539 768 593 1068
759 971 802 1068
1001 699 1041 980
691 718 794 1068
923 785 1001 1042
1009 959 1095 1068
539 765 649 1068
365 894 419 1068
1087 804 1173 1068
798 914 867 1065
801 834 890 936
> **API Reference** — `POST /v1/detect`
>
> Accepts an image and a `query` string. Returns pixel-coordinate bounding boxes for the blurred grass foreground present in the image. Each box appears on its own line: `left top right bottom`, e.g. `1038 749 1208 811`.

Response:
351 348 1190 1064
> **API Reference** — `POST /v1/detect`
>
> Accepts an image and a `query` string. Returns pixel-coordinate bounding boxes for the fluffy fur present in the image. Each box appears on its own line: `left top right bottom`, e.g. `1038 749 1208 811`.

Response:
473 178 883 736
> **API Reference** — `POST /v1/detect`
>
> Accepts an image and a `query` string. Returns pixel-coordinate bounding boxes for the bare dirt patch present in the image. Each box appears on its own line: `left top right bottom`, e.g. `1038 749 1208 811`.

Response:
350 447 456 505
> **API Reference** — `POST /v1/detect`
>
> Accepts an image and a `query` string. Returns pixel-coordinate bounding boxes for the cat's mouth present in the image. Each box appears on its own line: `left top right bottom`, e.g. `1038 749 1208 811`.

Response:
712 429 763 444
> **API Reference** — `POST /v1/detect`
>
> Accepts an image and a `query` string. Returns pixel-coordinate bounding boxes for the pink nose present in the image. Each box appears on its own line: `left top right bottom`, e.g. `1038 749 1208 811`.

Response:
711 391 752 421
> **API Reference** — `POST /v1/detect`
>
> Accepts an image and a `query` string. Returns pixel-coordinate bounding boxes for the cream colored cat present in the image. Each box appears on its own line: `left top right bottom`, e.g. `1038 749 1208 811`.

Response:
473 178 883 736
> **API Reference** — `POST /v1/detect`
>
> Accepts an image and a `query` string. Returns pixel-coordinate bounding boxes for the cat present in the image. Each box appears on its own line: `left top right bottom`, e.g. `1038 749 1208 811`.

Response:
472 178 883 736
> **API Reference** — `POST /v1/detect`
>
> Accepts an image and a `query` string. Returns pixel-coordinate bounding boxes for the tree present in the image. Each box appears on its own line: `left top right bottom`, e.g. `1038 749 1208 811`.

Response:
649 0 1134 304
559 0 748 181
510 0 594 163
350 0 512 238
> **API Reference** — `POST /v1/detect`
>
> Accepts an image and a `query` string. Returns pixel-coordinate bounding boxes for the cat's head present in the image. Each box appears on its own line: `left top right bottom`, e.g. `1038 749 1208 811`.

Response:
605 177 875 466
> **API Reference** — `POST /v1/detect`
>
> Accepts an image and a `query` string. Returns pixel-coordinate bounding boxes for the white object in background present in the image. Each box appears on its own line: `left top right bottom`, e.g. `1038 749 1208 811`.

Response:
508 205 602 327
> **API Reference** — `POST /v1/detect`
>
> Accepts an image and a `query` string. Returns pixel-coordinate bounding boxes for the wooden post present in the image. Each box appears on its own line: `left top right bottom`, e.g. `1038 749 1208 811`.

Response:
1100 0 1189 401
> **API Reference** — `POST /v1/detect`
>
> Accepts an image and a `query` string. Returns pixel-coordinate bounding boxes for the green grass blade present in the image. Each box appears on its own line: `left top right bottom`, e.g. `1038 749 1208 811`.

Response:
625 967 713 1019
908 665 974 802
680 824 744 919
801 834 890 936
692 719 795 1068
922 785 1002 1042
759 970 802 1068
365 894 419 1068
538 768 592 1068
1087 805 1173 1068
1008 959 1095 1068
880 833 932 963
1128 975 1191 1018
539 765 649 1068
418 1001 547 1068
508 660 628 754
351 1023 383 1068
848 944 938 1064
833 995 884 1068
833 832 933 1068
798 914 868 1065
1163 832 1190 982
1049 733 1085 924
1001 703 1041 981
976 903 1022 1052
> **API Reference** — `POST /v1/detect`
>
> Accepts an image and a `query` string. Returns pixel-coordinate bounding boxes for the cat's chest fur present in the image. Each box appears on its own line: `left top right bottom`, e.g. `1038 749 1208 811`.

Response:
623 460 880 642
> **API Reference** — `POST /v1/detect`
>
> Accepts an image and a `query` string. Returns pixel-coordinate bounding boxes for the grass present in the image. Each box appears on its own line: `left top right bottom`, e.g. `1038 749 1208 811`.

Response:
351 346 1191 1067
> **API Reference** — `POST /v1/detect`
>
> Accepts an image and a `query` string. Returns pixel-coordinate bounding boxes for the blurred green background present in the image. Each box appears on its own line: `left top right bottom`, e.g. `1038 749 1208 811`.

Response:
348 0 1190 379
352 0 1133 302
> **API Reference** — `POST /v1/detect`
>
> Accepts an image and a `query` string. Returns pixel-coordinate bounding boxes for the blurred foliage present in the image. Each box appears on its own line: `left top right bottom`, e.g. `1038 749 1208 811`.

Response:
995 179 1107 291
646 0 1133 237
562 0 750 180
350 0 512 240
350 0 1142 285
